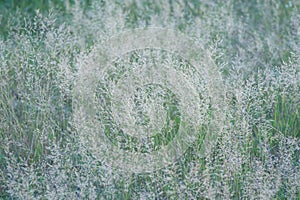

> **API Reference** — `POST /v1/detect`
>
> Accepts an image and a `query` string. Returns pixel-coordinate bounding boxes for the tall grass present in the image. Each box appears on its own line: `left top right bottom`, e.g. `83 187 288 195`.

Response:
0 0 299 199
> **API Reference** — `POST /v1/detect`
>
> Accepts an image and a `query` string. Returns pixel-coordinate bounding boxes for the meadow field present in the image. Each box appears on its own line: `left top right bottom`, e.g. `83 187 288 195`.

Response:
0 0 299 199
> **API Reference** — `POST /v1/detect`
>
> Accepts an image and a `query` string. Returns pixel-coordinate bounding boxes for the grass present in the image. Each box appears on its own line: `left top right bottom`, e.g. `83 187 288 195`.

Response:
0 0 299 199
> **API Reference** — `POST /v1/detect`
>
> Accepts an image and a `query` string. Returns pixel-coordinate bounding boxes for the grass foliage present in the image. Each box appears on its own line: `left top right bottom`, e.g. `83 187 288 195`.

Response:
0 0 299 199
